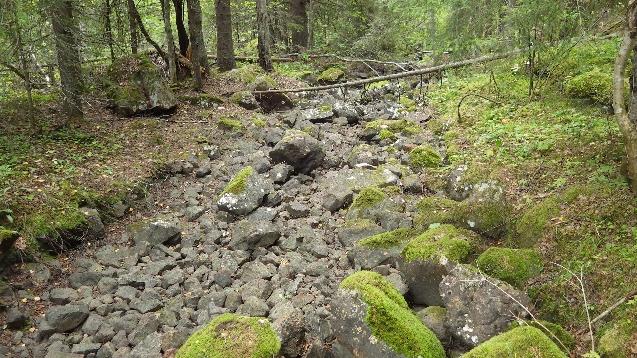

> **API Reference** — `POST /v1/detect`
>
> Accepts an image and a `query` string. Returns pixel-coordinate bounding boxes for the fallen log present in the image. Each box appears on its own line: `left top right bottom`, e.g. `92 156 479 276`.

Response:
251 49 523 94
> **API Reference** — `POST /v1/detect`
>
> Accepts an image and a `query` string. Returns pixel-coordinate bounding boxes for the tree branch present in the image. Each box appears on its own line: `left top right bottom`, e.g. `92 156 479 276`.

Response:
129 0 168 61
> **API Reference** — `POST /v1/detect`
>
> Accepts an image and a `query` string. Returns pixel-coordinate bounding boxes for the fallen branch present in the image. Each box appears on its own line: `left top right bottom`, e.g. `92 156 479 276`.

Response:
589 290 637 328
252 49 523 94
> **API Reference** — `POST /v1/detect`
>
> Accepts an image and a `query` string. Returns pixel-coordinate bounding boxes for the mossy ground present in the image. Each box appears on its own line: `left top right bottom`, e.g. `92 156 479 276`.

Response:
366 119 422 138
413 196 458 229
176 313 281 358
463 326 567 358
340 271 445 358
408 145 442 170
357 228 416 249
218 117 245 131
428 38 637 350
222 167 254 195
349 187 387 210
476 247 543 287
402 224 474 262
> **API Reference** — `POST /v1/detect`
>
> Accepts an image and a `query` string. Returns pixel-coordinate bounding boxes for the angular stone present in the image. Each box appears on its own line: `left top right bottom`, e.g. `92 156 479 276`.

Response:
45 304 89 333
230 220 280 250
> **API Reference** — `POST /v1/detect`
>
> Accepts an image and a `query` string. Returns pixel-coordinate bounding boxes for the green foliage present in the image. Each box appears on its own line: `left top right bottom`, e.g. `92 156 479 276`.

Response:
463 326 567 358
402 224 473 263
222 167 254 195
176 313 281 358
366 119 422 138
476 247 544 287
598 319 637 358
340 271 446 358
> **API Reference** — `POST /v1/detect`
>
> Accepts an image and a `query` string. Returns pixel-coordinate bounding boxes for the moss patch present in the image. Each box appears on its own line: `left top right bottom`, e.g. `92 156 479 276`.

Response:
218 117 245 131
413 196 458 229
366 119 422 138
513 197 560 248
476 247 544 287
511 321 575 353
357 228 416 249
175 313 281 358
222 167 254 195
598 319 637 358
402 224 473 263
340 271 445 358
399 96 417 112
408 145 442 170
464 326 567 357
350 187 386 210
317 67 345 83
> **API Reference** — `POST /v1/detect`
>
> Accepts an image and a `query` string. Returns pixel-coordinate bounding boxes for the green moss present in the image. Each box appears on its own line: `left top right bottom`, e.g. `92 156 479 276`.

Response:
251 116 267 127
0 228 19 243
318 104 333 112
453 188 510 239
402 224 473 263
379 129 396 140
317 67 345 83
340 271 445 358
227 64 263 84
251 75 278 91
357 228 416 249
350 187 386 210
399 96 417 112
513 197 560 248
511 321 575 353
366 119 422 137
413 196 458 229
229 91 252 105
218 117 245 131
175 313 281 358
564 68 614 105
222 167 254 195
476 247 543 287
598 319 637 358
368 80 390 90
464 326 567 358
408 145 442 170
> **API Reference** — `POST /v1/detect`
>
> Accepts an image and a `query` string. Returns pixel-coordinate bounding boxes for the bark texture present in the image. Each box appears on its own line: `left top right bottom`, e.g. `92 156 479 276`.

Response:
50 0 84 119
162 0 177 81
257 0 273 72
186 0 206 89
215 0 235 71
172 0 190 56
126 0 139 54
289 0 309 50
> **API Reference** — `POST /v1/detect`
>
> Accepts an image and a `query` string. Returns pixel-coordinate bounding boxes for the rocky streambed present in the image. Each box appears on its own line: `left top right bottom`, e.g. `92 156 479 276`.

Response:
1 83 568 357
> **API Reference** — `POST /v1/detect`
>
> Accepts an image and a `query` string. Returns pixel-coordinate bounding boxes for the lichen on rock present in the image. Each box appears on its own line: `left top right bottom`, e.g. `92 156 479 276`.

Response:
175 313 281 358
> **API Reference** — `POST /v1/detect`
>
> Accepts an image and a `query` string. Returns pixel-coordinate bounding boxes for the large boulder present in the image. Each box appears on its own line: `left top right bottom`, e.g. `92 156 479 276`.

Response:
45 304 89 333
217 167 272 216
463 326 567 357
175 313 281 358
269 130 325 174
106 55 177 116
440 264 532 348
476 247 543 288
132 220 181 246
330 271 445 358
454 181 511 239
399 225 475 306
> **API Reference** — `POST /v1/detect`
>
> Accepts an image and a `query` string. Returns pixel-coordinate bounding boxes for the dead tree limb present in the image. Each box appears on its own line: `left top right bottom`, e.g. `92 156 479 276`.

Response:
252 49 523 94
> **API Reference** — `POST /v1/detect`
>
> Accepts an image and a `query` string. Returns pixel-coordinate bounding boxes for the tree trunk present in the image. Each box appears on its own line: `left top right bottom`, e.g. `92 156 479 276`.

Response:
126 0 139 54
105 0 115 61
50 0 84 120
289 0 308 50
129 0 168 61
215 0 235 71
186 0 204 89
613 0 637 192
162 0 177 81
256 0 273 72
172 0 190 56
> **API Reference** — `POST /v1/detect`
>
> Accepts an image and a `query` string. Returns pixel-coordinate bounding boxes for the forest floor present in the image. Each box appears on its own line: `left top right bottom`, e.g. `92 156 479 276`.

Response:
1 39 637 357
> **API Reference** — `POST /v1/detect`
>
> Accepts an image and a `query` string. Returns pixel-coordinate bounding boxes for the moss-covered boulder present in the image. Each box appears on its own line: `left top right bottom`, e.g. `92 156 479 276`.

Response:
408 145 442 171
399 225 475 306
454 182 511 239
513 197 560 248
218 117 245 132
106 54 177 116
476 247 543 287
336 219 384 247
598 319 637 358
330 271 445 358
510 321 575 353
346 186 406 230
413 196 459 230
176 313 281 358
415 306 448 342
317 67 345 84
352 228 417 269
463 326 567 358
217 167 272 216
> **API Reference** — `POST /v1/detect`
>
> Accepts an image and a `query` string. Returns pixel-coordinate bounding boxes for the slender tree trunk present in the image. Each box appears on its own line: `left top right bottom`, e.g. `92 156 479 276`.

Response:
129 0 168 61
186 0 204 89
162 0 177 81
126 0 139 54
172 0 190 56
215 0 235 71
50 0 84 120
289 0 308 50
613 0 637 192
256 0 273 72
105 0 115 62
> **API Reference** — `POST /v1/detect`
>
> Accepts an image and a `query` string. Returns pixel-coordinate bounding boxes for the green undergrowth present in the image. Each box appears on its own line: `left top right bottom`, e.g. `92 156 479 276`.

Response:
340 271 445 358
428 37 637 348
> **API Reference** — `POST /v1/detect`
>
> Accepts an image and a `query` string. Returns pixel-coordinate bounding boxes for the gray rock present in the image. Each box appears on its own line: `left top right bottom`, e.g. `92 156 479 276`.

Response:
399 258 452 307
111 330 129 348
337 220 384 247
286 201 310 218
130 332 162 358
440 264 531 348
195 165 212 178
271 302 305 358
416 306 448 342
71 337 101 355
237 296 269 316
97 277 118 294
7 307 29 329
162 267 185 288
184 206 206 222
69 271 103 289
334 102 363 123
269 130 325 174
322 189 354 213
96 342 115 358
230 220 280 250
128 313 160 346
217 169 272 216
446 165 472 201
49 288 79 305
132 220 181 246
130 290 162 313
95 323 116 343
45 304 89 333
270 164 293 184
0 281 15 308
115 286 139 302
81 314 104 335
80 207 105 238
